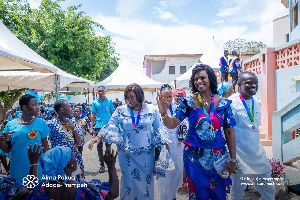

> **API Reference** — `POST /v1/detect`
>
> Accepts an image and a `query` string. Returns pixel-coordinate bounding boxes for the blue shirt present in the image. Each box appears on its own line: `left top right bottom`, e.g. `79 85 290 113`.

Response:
4 118 50 183
91 97 115 129
219 56 229 73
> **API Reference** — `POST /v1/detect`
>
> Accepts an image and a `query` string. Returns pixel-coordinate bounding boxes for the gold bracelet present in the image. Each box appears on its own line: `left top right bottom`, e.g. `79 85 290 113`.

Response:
161 113 168 119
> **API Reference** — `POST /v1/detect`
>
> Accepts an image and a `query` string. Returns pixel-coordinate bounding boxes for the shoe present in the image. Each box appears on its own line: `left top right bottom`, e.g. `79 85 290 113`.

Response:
99 166 105 173
182 183 188 191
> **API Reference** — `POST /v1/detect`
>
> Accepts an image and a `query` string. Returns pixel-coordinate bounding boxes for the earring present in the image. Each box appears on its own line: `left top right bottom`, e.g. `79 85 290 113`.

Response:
69 161 73 167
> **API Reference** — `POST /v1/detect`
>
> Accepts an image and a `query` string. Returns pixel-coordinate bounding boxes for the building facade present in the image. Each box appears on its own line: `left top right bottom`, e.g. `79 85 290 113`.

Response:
143 54 201 84
273 15 290 47
281 0 300 41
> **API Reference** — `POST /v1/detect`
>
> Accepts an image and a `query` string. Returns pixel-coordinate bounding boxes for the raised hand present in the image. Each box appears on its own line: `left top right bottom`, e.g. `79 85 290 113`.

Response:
104 148 118 169
0 132 12 142
156 91 168 115
28 143 43 164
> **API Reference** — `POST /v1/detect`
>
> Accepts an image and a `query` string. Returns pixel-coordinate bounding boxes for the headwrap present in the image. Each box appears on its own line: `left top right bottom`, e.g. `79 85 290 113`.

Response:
40 146 72 182
172 88 186 98
25 90 45 103
55 94 71 101
217 82 232 96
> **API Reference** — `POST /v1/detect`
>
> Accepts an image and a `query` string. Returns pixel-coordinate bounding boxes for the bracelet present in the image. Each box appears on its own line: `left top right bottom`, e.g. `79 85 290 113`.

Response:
161 113 168 119
30 163 39 167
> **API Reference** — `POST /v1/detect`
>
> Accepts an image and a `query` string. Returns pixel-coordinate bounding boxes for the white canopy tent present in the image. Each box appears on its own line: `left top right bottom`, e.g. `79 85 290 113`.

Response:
0 21 94 91
95 57 164 93
0 71 55 91
171 38 224 89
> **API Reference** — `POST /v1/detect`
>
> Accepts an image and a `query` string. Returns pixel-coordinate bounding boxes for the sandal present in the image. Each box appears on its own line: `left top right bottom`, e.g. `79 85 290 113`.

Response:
181 183 188 191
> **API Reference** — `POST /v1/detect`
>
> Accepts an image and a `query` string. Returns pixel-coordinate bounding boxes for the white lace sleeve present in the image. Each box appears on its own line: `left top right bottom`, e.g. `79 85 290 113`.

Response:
98 107 124 144
152 107 171 147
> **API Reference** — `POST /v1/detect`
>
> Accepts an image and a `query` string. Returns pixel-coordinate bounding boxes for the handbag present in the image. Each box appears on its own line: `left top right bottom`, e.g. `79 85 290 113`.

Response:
154 147 161 161
178 124 187 142
213 153 230 178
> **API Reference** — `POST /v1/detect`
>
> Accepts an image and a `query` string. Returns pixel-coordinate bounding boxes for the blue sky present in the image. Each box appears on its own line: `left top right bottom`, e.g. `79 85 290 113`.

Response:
28 0 289 66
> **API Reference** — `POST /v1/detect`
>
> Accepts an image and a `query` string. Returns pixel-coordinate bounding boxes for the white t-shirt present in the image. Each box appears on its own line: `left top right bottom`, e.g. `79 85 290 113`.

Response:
229 93 271 174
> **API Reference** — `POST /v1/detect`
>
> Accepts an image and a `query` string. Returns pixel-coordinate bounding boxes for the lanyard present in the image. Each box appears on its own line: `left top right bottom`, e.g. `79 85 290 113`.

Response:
239 94 255 122
169 104 173 116
197 93 215 123
130 103 143 128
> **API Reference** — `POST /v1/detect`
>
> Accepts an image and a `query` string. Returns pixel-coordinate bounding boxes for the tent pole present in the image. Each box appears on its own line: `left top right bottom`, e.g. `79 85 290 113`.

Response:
92 88 95 101
55 74 59 99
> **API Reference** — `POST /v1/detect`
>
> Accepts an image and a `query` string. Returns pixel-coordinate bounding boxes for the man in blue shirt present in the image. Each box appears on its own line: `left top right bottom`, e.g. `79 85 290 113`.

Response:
229 51 242 93
89 86 115 173
219 50 230 82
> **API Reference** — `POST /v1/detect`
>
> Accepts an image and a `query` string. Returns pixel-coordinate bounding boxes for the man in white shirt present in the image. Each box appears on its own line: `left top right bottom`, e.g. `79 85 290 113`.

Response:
228 71 275 199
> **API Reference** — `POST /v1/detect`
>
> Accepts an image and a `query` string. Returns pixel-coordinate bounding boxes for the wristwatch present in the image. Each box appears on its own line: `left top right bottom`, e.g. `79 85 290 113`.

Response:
229 158 236 163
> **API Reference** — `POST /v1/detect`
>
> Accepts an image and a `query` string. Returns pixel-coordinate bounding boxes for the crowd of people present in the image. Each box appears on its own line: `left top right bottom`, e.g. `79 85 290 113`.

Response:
0 61 276 199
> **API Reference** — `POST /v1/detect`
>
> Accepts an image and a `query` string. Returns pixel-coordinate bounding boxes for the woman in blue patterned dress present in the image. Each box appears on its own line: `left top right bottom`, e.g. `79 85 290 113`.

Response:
72 106 90 155
47 100 85 180
157 64 237 200
0 94 50 184
89 83 170 200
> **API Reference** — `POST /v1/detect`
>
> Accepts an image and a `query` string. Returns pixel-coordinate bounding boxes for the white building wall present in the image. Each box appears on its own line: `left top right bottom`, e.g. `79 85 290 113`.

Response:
273 15 290 47
291 25 300 41
152 57 199 84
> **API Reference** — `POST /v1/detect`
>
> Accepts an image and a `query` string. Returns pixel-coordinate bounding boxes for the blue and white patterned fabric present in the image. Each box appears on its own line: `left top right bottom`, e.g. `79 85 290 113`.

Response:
98 104 170 200
174 95 236 200
47 118 85 180
72 116 90 146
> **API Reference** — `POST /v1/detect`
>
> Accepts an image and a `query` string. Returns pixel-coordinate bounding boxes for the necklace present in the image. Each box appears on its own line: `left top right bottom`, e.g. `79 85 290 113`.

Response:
18 116 35 124
197 93 215 123
239 94 255 130
130 103 143 133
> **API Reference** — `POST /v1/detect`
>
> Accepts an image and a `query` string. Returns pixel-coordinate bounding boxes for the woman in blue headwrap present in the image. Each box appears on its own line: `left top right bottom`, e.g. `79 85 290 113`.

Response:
26 146 119 200
217 82 234 98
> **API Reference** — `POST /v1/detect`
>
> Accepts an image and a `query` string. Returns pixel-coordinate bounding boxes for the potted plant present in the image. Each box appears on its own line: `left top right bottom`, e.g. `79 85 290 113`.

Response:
269 158 285 195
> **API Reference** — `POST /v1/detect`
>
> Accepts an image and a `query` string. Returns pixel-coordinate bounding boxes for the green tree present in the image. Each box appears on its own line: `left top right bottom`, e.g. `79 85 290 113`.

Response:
0 0 118 81
224 38 267 54
0 89 23 121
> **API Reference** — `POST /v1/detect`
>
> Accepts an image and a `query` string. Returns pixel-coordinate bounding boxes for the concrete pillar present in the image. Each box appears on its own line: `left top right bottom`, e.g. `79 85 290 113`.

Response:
260 48 276 140
145 58 151 78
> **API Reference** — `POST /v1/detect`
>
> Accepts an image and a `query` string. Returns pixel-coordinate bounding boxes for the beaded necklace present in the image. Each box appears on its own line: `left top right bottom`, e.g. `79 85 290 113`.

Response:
197 93 215 123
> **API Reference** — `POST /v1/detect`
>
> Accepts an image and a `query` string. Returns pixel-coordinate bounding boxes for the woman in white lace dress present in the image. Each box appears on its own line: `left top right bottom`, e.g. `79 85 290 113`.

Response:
156 84 188 200
89 83 170 200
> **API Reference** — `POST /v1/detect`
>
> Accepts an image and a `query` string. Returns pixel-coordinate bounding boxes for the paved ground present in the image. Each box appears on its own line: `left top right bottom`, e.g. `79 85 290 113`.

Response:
82 135 299 200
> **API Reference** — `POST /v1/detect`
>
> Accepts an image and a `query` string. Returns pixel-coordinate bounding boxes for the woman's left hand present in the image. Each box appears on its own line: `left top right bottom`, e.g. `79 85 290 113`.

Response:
222 162 236 176
64 121 75 131
28 143 43 164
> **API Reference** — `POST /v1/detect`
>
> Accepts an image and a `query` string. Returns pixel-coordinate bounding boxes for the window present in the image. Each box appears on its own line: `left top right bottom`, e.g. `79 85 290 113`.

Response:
292 2 298 29
169 66 175 74
180 66 186 74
